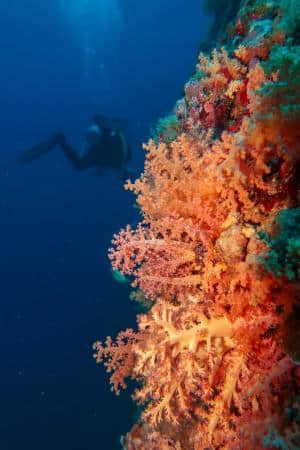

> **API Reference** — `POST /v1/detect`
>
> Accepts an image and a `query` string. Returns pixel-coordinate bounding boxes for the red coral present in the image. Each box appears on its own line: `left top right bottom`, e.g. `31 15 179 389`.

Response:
181 48 248 134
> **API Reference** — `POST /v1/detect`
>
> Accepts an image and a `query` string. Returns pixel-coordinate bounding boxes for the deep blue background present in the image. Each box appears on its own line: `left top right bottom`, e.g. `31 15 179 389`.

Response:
0 2 210 449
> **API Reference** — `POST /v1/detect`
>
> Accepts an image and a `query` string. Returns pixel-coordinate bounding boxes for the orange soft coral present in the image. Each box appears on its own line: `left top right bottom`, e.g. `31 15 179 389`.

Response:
95 1 300 448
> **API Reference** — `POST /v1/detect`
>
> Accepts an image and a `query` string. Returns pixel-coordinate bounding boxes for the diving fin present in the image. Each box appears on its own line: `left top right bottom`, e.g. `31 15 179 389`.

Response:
17 134 60 165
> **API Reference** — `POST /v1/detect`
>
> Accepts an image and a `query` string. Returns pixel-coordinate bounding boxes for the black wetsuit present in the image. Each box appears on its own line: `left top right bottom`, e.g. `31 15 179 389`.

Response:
17 116 131 175
59 127 130 171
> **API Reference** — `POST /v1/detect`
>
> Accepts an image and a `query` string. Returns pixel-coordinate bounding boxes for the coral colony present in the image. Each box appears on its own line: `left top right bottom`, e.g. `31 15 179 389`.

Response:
94 0 300 448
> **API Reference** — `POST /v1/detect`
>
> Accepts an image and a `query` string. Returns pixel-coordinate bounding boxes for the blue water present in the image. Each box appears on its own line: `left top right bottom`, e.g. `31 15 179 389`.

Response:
0 2 210 449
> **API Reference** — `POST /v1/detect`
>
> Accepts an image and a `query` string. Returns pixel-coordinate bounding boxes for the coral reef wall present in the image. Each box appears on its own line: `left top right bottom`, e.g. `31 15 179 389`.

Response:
94 0 300 448
201 0 242 50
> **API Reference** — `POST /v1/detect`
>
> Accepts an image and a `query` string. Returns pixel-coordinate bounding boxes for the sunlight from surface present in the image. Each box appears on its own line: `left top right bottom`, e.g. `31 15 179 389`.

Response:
58 0 123 92
58 0 123 33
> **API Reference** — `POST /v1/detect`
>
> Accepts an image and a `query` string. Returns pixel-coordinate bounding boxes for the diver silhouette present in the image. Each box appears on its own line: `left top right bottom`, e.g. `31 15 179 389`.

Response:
18 114 132 178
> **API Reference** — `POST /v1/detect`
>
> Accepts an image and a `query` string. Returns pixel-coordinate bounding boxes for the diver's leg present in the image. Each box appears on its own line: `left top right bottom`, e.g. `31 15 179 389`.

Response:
57 137 88 170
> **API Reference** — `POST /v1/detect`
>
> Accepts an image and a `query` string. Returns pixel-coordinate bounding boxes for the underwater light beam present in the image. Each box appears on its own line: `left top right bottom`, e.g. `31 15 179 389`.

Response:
58 0 123 91
58 0 123 33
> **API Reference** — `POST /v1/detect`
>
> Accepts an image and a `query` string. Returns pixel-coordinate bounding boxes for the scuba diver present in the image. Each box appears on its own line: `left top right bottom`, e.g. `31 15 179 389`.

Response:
17 114 132 179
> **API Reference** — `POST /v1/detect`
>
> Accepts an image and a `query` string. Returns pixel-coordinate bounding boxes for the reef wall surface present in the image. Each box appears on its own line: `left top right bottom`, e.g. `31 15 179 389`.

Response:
94 0 300 448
